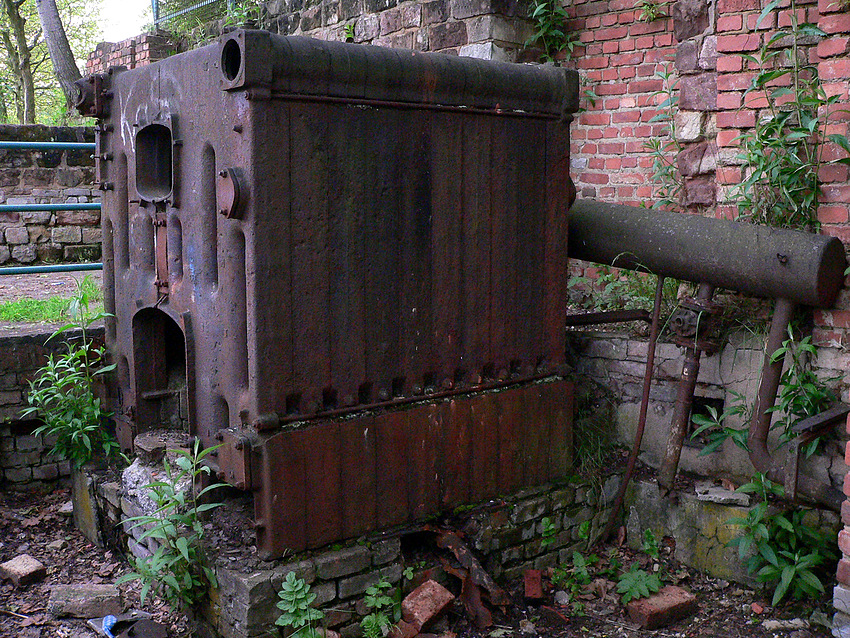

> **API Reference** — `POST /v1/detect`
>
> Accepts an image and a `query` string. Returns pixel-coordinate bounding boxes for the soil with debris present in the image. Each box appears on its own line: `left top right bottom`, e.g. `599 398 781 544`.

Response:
0 487 188 637
0 484 835 638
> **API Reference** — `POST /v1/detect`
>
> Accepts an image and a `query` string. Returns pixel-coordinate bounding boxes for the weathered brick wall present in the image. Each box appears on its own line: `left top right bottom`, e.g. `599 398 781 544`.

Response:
0 125 100 264
0 326 104 487
85 34 175 74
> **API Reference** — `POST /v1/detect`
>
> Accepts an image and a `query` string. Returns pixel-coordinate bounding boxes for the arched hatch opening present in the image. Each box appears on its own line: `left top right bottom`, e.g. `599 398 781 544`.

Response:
132 308 188 434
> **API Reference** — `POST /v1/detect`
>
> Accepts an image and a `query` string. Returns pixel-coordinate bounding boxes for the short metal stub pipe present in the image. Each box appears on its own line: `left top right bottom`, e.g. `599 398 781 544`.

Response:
657 283 715 494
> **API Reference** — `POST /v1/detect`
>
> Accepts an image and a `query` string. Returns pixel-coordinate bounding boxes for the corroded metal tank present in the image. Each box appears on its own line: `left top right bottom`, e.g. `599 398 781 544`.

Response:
78 31 580 557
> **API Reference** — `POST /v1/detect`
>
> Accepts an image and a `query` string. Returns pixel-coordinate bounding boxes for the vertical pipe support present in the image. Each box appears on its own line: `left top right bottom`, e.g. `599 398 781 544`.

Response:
657 282 715 494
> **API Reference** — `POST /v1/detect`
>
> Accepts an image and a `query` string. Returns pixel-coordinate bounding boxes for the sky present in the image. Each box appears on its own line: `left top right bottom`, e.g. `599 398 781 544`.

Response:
101 0 152 42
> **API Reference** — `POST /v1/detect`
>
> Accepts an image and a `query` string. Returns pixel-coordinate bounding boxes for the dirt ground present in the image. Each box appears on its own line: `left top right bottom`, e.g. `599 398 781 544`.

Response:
0 484 836 638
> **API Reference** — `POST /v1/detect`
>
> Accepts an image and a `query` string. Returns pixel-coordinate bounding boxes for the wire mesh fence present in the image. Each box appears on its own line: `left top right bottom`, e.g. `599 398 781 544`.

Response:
152 0 229 28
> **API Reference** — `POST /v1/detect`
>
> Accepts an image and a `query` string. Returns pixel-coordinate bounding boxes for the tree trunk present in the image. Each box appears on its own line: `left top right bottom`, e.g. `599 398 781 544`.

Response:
1 0 35 123
35 0 79 109
0 81 9 122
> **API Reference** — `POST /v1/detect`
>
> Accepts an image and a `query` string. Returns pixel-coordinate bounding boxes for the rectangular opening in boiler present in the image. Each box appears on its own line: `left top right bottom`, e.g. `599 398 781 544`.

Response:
135 124 173 201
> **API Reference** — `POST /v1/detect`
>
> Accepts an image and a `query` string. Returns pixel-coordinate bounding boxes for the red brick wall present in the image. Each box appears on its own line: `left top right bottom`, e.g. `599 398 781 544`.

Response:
86 34 175 74
566 0 850 344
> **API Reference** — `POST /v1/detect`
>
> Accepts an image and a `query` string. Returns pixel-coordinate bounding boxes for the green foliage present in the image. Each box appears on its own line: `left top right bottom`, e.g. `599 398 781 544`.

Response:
0 0 101 123
224 0 264 27
361 578 396 638
616 565 661 605
540 516 557 549
21 278 116 468
734 0 850 231
646 66 684 213
275 572 325 638
569 265 680 315
727 473 838 606
117 441 223 611
635 0 667 22
551 548 599 612
641 529 659 560
344 23 355 41
524 0 578 62
767 328 837 456
690 390 751 456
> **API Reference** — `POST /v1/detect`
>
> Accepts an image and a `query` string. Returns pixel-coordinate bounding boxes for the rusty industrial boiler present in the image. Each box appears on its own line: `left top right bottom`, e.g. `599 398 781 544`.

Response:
75 31 580 557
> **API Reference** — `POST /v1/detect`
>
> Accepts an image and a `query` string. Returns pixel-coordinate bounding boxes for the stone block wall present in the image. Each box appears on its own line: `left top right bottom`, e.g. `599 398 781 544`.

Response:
173 478 621 637
569 329 849 489
0 326 104 488
0 125 100 264
257 0 532 60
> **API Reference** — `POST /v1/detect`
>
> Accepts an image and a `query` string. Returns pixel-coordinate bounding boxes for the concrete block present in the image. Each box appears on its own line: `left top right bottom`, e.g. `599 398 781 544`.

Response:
48 583 123 618
315 545 371 580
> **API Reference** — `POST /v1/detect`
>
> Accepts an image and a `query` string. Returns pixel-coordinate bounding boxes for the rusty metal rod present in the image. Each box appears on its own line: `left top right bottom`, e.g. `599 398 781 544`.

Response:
657 283 715 494
565 309 652 326
600 276 666 543
747 298 844 510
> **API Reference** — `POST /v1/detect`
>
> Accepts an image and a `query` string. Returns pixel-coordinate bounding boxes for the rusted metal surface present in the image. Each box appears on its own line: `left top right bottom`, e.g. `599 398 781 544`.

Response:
657 283 715 494
564 309 651 325
569 199 846 308
255 380 573 555
82 31 579 556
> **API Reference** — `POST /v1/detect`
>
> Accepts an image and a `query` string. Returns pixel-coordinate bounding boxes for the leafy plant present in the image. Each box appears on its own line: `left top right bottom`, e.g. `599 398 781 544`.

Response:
117 441 223 611
275 571 326 638
22 277 116 468
361 578 396 638
767 327 837 456
616 565 661 604
524 0 579 62
641 529 660 560
726 473 838 606
636 0 667 22
690 390 751 456
646 66 685 213
344 23 355 41
540 516 557 549
734 0 850 231
224 0 264 27
568 264 682 329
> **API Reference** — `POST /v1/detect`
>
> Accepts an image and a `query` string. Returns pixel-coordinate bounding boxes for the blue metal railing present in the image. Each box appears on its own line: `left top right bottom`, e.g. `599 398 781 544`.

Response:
0 140 103 275
0 263 103 275
0 141 95 151
0 203 101 213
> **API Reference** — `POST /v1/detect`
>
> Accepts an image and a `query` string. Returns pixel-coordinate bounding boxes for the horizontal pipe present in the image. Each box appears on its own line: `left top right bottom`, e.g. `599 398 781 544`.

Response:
0 203 100 212
569 199 846 308
565 309 651 326
0 263 102 275
0 141 95 150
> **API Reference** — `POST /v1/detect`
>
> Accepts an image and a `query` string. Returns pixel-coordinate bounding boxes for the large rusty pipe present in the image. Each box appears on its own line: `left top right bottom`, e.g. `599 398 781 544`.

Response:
569 200 846 308
657 283 715 493
748 298 844 510
569 199 847 510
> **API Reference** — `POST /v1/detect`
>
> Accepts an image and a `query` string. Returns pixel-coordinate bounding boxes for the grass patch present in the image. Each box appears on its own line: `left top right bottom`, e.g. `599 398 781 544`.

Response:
0 276 103 324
